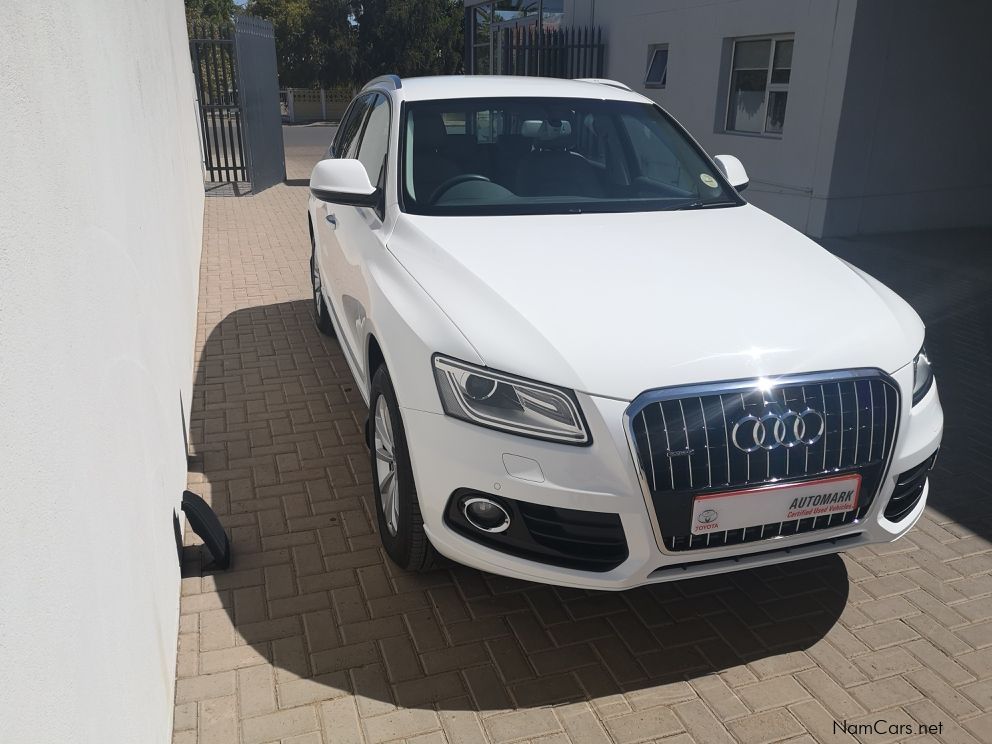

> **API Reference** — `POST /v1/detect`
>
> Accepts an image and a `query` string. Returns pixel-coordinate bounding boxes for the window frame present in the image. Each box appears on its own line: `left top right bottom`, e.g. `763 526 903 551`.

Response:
395 97 745 217
332 93 375 159
723 33 794 137
350 91 393 218
355 93 391 187
644 44 669 89
469 1 566 74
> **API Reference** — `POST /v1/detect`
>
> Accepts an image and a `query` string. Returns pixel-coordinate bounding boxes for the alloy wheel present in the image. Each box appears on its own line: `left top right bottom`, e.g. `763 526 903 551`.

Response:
374 395 399 536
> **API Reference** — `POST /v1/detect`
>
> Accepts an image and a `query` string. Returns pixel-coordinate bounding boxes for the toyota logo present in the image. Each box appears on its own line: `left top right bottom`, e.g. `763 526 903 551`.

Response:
698 509 718 524
731 406 825 453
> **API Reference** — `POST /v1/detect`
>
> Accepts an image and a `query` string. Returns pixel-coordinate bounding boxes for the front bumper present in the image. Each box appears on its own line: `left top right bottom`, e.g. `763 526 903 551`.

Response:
402 363 943 590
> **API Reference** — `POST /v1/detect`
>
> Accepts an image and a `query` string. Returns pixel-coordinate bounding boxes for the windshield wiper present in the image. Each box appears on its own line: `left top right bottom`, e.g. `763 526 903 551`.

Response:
672 200 739 211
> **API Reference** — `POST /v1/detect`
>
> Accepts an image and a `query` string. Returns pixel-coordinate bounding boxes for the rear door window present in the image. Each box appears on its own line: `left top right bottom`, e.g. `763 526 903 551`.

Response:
355 94 390 187
334 94 374 159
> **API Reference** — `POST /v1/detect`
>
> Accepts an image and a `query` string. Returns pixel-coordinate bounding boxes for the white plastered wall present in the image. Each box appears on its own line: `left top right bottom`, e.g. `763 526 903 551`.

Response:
566 0 856 236
0 1 204 742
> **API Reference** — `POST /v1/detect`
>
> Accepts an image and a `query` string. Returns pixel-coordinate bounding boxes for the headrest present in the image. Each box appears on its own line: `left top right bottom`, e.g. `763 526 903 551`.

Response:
520 119 573 141
413 111 448 148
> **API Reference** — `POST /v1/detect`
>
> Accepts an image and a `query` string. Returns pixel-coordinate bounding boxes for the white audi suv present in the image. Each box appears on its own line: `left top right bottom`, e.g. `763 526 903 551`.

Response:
307 75 943 589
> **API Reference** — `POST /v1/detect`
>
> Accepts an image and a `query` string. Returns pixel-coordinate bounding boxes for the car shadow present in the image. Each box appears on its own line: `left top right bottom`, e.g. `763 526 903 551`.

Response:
821 227 992 547
183 299 848 712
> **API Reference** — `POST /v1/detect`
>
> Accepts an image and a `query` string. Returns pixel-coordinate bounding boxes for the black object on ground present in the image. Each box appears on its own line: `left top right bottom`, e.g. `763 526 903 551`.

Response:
181 490 231 569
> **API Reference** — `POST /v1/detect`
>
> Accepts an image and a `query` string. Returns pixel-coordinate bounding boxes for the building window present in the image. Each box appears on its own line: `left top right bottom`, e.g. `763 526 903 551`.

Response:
468 0 566 74
726 35 793 135
473 5 492 74
644 45 668 89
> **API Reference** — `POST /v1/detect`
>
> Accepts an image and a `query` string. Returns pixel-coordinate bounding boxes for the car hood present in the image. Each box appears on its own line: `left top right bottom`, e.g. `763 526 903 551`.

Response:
389 205 923 401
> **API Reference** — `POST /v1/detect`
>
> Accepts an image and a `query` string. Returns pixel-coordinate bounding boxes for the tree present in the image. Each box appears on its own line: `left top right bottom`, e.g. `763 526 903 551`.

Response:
354 0 464 81
246 0 357 87
185 0 237 26
236 0 465 88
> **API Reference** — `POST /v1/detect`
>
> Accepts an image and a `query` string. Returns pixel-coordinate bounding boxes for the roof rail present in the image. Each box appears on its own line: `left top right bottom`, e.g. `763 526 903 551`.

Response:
363 74 402 91
574 78 632 92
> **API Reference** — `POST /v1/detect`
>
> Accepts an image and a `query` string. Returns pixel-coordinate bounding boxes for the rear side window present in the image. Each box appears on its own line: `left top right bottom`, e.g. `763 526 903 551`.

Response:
334 94 373 158
356 94 390 187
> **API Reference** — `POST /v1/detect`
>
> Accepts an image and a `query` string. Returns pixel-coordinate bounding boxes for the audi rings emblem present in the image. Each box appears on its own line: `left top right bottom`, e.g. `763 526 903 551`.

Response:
731 407 825 453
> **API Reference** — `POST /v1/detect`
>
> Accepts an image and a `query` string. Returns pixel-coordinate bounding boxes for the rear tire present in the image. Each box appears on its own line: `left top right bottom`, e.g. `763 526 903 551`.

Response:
310 226 335 337
370 365 438 572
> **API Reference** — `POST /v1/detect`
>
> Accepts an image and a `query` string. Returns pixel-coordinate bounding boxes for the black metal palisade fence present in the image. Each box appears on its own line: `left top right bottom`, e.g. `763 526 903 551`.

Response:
498 26 605 78
188 16 285 193
189 22 248 183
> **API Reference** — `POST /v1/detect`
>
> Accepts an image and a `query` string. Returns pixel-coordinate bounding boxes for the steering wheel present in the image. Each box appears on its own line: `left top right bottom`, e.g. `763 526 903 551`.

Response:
429 174 492 204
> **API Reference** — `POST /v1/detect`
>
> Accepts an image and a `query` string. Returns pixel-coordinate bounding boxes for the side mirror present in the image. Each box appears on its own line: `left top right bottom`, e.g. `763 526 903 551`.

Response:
309 159 379 207
713 154 749 191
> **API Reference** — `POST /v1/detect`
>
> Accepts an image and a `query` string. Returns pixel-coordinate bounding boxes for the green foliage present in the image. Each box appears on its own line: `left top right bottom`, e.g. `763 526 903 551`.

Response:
185 0 237 26
245 0 357 87
231 0 464 87
354 0 465 80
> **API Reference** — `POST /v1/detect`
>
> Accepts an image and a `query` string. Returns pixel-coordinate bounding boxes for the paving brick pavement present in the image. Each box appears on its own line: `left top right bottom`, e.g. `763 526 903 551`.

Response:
175 134 992 744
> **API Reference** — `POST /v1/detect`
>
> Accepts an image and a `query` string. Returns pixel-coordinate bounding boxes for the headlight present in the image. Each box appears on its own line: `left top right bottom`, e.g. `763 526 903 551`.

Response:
432 355 590 445
912 346 934 405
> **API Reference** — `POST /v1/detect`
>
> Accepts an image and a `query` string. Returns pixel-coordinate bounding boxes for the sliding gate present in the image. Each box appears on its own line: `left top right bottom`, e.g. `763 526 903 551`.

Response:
189 15 285 194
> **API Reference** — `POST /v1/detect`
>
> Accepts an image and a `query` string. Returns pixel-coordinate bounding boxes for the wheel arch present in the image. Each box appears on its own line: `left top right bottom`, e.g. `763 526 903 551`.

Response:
366 333 386 392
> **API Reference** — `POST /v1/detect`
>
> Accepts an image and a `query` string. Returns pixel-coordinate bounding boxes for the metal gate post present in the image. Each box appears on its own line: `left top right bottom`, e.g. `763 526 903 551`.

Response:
232 15 286 192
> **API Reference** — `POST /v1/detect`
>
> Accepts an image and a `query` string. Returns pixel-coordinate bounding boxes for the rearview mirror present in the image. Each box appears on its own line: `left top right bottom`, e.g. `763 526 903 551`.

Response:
310 159 379 207
713 154 749 191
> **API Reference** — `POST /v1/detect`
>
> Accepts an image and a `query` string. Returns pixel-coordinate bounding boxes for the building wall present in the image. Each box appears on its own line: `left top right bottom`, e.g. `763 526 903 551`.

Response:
822 0 992 236
565 0 857 236
0 1 203 742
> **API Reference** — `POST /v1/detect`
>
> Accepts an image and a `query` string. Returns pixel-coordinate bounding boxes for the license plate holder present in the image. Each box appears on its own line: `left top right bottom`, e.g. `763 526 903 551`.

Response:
690 474 862 536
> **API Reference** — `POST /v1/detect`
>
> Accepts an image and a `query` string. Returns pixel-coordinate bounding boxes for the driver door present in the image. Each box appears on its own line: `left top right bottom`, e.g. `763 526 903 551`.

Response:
314 93 373 367
325 93 391 384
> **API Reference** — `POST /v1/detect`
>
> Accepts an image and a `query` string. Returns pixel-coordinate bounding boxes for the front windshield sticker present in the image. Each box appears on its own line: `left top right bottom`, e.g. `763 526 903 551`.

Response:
700 173 718 188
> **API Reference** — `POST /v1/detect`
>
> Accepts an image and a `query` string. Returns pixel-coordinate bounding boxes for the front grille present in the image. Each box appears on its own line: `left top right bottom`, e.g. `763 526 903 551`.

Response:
885 452 937 522
626 371 900 552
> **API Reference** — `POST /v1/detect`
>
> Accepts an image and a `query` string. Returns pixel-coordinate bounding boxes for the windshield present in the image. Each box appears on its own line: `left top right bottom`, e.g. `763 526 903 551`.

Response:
400 97 742 216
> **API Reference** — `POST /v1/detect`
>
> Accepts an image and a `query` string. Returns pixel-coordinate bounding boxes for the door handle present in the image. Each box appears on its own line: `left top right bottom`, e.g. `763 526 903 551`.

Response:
325 213 337 229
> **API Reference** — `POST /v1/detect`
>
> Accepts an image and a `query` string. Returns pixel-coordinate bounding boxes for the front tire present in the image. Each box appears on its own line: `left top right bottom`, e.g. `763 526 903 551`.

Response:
370 365 437 572
310 226 334 337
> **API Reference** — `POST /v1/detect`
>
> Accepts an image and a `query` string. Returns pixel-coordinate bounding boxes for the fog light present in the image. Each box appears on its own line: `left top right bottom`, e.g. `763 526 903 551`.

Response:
462 497 511 533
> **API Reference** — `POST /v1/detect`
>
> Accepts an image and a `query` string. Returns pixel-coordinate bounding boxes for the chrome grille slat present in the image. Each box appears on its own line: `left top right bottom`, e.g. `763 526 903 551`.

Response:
700 397 712 488
658 402 675 490
678 399 693 489
868 381 876 462
719 395 731 486
781 387 790 477
625 371 901 553
640 410 657 491
820 384 829 472
853 381 861 465
837 382 845 469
